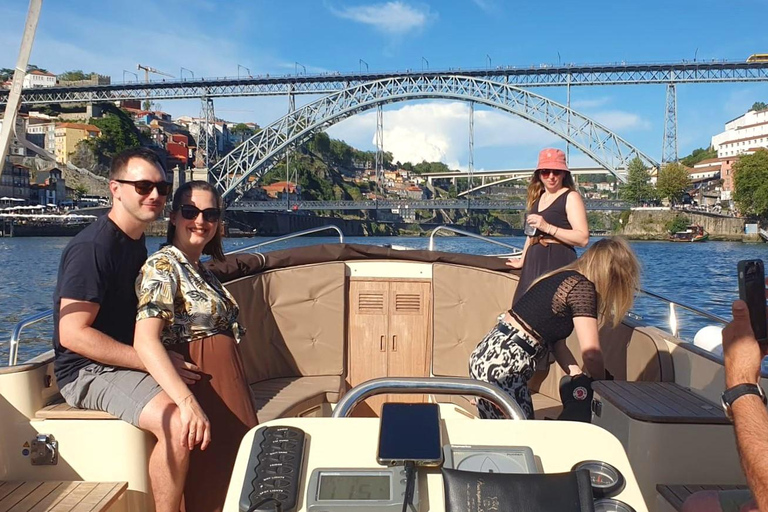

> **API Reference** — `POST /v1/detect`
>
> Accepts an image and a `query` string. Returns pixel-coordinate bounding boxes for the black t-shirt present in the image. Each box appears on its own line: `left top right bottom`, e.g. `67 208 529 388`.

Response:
52 215 148 388
509 270 598 346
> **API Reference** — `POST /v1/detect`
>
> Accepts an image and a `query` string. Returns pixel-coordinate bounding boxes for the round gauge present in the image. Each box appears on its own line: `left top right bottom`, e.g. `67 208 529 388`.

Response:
593 498 637 512
571 460 625 498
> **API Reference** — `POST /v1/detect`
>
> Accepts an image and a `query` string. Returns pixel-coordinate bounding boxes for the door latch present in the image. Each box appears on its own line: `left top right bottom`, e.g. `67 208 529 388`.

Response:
30 434 58 465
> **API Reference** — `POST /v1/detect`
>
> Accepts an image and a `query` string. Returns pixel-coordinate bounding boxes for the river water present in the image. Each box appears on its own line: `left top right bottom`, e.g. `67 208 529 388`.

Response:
2 235 767 365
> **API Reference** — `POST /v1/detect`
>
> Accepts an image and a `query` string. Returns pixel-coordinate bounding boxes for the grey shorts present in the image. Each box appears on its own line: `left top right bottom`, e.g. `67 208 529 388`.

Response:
59 363 163 427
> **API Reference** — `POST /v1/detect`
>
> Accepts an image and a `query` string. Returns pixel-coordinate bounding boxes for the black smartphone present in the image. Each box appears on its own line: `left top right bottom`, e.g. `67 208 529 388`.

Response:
738 259 768 345
377 403 443 466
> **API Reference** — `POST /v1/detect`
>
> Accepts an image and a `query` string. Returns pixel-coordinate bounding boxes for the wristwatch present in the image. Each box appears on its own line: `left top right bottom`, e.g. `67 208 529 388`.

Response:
721 383 767 420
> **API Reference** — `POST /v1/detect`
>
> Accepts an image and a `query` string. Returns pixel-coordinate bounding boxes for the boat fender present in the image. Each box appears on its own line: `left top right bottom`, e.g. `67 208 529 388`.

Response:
693 325 724 355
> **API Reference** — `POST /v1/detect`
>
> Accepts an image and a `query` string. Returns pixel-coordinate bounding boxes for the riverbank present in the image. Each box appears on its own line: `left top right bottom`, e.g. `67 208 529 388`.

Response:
620 209 746 241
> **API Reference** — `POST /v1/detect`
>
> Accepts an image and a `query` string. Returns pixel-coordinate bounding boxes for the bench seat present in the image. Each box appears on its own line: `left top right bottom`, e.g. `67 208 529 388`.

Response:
36 401 117 420
250 375 344 424
657 484 750 511
0 481 127 512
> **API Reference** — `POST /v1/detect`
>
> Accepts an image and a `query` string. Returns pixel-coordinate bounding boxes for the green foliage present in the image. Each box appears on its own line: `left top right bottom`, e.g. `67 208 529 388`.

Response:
665 214 691 234
751 102 768 112
681 146 718 167
0 68 13 81
58 70 92 81
733 150 768 219
413 161 451 175
26 64 47 73
89 109 142 157
231 123 256 143
619 157 655 204
656 162 691 204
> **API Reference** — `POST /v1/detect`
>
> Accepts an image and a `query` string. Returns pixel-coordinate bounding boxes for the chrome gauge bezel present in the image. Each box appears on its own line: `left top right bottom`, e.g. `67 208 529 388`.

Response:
593 498 637 512
571 460 625 498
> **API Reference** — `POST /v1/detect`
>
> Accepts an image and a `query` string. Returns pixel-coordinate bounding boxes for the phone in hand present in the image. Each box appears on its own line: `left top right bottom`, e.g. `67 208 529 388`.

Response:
377 403 442 466
738 259 768 345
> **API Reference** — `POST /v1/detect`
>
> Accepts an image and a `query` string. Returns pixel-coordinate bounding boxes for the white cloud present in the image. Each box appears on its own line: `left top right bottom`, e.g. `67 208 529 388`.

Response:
328 2 434 34
590 110 652 132
571 97 612 109
327 101 558 167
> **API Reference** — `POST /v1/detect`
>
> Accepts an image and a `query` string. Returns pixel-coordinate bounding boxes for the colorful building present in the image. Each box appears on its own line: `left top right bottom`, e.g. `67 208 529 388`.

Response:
54 123 101 164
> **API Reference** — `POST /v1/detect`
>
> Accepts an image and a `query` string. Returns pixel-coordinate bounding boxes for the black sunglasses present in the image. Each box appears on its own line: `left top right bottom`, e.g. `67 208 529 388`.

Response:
179 204 222 222
539 169 565 178
115 179 173 196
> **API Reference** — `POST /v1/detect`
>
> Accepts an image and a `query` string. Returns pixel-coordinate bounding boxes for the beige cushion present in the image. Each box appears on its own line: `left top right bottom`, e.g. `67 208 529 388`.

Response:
532 393 563 420
251 376 343 424
226 262 346 384
432 263 519 377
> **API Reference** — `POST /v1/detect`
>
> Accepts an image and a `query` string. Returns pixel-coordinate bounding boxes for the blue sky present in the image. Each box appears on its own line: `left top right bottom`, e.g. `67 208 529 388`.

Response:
3 0 768 170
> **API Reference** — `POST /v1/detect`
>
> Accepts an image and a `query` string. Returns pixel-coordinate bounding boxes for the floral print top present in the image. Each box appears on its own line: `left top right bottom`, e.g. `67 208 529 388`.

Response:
135 245 242 345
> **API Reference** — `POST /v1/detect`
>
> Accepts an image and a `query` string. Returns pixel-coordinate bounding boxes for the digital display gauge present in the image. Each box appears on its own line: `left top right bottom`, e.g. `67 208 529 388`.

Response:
571 461 625 498
306 468 418 512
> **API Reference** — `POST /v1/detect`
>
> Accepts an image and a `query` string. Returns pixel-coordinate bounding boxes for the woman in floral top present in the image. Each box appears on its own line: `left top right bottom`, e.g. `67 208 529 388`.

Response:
134 181 257 512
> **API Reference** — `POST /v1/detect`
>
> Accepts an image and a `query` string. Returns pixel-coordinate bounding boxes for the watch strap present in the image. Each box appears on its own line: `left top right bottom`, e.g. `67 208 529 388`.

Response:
721 384 766 419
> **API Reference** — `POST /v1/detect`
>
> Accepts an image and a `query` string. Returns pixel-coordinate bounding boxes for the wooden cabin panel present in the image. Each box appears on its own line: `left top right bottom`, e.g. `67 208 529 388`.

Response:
348 280 390 415
387 281 431 404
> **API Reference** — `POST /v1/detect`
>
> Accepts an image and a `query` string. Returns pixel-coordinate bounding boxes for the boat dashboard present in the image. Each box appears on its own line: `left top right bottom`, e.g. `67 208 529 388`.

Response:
224 409 648 512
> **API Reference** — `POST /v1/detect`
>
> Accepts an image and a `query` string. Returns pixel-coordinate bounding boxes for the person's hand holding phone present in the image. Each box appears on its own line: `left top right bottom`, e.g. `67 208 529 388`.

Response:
723 276 768 388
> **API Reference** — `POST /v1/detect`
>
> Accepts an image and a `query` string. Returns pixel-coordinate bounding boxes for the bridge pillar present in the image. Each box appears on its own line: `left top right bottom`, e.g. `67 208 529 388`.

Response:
662 83 678 164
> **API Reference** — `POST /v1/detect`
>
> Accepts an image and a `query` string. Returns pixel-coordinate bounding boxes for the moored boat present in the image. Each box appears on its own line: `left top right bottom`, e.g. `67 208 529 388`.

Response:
669 224 709 242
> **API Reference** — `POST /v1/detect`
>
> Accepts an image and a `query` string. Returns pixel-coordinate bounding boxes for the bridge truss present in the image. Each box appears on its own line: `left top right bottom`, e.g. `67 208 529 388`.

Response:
208 76 658 202
3 61 768 105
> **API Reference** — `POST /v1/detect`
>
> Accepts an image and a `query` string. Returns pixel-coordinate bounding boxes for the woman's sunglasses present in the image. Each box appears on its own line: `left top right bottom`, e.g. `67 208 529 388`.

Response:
539 169 565 178
115 179 173 196
179 204 222 223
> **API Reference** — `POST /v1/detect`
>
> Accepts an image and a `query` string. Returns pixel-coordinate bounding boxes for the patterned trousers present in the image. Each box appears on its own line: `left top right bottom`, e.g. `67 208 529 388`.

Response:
468 322 549 419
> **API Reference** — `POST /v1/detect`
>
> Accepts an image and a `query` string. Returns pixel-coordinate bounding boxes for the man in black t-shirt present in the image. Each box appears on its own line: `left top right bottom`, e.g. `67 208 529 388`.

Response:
53 147 198 512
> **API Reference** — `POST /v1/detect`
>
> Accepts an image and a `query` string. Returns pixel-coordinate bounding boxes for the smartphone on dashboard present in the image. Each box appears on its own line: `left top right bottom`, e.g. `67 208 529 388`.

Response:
738 259 767 345
377 403 443 467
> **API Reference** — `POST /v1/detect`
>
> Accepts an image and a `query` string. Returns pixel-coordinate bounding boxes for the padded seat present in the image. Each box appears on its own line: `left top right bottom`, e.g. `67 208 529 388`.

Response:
36 400 116 420
250 375 344 423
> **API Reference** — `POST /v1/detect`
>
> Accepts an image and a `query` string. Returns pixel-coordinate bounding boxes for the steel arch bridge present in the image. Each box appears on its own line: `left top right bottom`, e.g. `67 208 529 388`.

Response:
210 75 659 203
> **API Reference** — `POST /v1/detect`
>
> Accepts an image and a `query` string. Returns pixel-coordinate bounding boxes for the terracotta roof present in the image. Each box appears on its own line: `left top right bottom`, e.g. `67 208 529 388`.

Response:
689 164 720 174
29 70 55 77
692 158 721 167
56 122 101 133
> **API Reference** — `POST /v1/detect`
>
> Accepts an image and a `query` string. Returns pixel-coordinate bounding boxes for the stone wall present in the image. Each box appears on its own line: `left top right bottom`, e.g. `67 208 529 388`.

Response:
621 209 745 241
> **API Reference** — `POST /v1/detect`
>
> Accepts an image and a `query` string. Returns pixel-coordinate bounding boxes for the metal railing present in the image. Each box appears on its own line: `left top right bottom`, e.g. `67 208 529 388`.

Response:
332 377 527 420
8 309 53 366
226 225 344 255
428 226 523 254
633 288 729 338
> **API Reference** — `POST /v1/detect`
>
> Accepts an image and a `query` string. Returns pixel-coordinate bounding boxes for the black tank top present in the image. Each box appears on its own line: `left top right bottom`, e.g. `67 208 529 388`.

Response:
533 190 573 237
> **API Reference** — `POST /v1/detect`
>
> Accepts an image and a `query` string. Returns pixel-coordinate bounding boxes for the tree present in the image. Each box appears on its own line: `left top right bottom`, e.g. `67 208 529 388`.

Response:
750 102 768 112
89 110 141 157
619 157 655 204
58 70 91 81
0 68 13 81
308 131 331 156
26 64 48 73
656 162 691 204
681 146 718 167
733 149 768 218
231 123 256 144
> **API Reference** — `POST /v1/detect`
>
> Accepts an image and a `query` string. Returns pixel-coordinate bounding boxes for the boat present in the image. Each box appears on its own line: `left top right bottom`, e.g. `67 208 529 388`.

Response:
669 224 709 242
0 224 754 512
